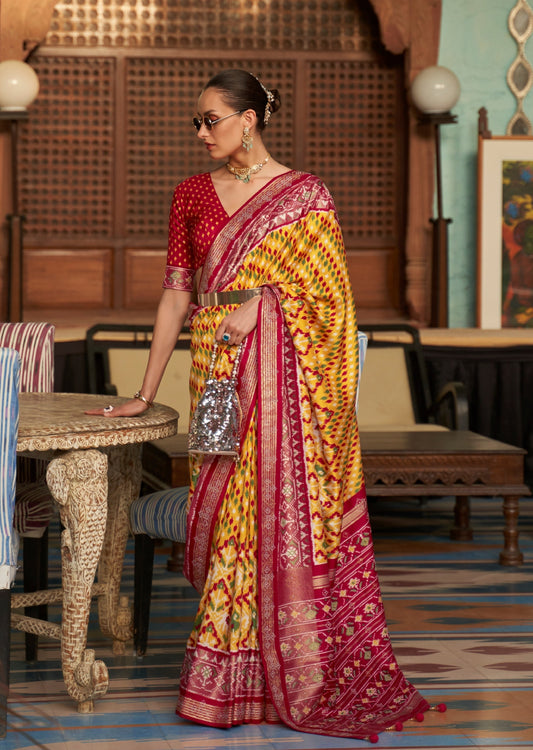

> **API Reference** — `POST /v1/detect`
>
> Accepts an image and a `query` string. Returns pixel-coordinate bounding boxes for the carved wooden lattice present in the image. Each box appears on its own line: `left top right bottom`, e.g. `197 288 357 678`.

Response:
46 0 381 53
19 56 114 237
306 59 403 246
18 0 405 316
125 58 295 237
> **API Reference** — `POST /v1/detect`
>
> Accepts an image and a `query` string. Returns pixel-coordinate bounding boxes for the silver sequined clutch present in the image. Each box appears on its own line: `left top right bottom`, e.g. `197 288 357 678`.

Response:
188 343 242 458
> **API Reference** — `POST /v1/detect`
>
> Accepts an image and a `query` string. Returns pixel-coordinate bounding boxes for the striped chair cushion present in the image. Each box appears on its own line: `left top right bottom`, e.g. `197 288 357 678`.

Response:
0 323 56 535
12 480 55 538
130 486 189 542
0 322 54 393
0 348 20 588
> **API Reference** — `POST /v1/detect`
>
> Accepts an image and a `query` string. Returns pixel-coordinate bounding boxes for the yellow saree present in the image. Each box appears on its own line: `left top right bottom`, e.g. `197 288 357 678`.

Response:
174 171 429 739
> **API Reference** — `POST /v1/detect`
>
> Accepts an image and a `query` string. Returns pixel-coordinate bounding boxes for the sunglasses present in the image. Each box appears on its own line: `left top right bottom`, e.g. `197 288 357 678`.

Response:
192 110 244 132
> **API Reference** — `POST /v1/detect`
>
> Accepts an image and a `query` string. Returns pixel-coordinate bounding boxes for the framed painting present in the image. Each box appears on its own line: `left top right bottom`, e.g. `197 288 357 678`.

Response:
477 134 533 328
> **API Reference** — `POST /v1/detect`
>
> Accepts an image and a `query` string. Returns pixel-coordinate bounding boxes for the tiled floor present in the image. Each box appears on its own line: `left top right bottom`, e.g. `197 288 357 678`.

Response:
6 494 533 749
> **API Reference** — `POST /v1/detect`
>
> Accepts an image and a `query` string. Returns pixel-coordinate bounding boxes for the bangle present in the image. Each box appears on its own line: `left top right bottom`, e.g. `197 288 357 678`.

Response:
133 391 153 408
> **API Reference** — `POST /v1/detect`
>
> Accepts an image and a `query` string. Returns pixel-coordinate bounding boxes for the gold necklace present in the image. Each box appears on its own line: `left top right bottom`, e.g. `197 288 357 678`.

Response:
225 154 270 183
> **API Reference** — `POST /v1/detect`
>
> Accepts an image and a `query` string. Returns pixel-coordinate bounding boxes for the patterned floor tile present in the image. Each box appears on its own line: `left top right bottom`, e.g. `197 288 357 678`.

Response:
6 497 533 749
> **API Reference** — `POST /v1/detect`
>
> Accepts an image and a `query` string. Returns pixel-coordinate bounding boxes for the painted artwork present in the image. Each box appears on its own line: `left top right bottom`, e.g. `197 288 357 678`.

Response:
501 160 533 327
478 136 533 329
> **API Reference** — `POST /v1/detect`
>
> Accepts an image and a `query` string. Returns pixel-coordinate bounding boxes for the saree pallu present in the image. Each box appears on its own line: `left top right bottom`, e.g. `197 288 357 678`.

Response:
177 172 429 738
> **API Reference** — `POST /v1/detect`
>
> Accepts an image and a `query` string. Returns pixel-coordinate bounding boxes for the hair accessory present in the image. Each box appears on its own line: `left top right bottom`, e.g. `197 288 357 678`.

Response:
133 391 153 408
103 405 114 413
256 78 275 124
226 154 270 183
222 332 231 342
189 342 243 458
241 126 253 151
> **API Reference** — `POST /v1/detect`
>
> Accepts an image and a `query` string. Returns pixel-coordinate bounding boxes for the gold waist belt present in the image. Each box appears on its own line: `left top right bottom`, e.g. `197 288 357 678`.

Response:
197 288 263 306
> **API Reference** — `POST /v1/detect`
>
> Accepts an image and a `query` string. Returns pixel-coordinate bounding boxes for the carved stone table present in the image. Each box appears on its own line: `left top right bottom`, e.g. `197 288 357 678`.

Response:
361 430 530 566
11 393 178 713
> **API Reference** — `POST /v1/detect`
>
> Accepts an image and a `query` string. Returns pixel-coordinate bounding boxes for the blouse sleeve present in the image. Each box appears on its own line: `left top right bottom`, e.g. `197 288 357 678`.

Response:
163 182 195 292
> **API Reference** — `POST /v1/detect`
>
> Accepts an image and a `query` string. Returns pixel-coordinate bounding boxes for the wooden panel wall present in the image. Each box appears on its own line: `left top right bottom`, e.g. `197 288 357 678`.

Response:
17 0 407 321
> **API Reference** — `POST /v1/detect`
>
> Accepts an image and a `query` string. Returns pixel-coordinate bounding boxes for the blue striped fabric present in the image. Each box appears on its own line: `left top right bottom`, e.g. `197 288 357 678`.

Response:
0 322 56 536
130 486 189 542
0 348 20 588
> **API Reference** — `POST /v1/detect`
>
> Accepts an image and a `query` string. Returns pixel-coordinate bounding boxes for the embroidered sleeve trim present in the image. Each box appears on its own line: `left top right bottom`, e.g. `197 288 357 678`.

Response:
163 265 195 291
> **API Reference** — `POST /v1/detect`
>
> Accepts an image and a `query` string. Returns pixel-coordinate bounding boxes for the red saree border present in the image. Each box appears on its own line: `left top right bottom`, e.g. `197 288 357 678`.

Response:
177 643 267 727
255 272 430 740
200 171 335 295
257 288 308 729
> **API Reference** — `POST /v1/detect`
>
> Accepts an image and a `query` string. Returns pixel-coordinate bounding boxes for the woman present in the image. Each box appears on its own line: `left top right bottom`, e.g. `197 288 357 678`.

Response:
89 69 438 740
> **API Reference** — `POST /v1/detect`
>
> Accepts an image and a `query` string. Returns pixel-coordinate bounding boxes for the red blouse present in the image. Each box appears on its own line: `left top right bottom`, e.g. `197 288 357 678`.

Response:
163 172 229 292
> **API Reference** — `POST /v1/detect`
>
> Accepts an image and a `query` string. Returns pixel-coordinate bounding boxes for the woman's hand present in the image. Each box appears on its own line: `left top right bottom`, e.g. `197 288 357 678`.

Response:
215 295 261 345
84 398 150 418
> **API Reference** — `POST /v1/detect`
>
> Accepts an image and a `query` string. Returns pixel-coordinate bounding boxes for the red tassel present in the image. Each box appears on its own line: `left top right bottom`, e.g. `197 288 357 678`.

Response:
415 712 425 722
368 734 379 743
437 703 447 713
385 720 404 732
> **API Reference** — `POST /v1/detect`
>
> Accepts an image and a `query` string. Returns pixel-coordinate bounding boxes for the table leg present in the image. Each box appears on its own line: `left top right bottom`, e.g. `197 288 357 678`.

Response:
97 444 142 654
450 496 473 540
46 449 109 713
167 541 185 573
500 495 524 566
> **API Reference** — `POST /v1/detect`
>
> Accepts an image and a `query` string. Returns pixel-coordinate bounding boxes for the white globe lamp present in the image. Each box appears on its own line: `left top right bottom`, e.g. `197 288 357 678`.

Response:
410 67 460 328
0 60 39 111
0 60 39 322
411 66 460 115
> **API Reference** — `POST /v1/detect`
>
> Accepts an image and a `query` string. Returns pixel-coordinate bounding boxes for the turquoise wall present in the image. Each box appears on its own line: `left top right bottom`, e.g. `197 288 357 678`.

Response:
438 0 530 326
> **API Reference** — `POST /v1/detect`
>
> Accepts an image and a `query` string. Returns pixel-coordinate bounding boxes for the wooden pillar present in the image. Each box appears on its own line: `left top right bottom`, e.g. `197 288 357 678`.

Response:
369 0 442 325
0 0 59 320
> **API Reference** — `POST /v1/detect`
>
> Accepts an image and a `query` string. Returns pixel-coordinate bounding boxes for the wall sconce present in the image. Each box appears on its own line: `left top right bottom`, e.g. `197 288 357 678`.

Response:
0 60 40 322
411 65 460 327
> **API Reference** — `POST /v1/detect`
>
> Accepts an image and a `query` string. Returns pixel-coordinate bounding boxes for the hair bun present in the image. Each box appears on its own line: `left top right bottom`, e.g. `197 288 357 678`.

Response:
269 88 281 114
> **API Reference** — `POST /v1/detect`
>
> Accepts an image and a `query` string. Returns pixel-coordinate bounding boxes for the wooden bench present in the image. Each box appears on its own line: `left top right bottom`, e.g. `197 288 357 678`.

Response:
361 430 530 566
142 429 530 568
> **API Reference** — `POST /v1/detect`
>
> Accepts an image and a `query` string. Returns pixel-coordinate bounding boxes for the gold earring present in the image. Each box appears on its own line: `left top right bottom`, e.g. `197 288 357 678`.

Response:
242 126 253 152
